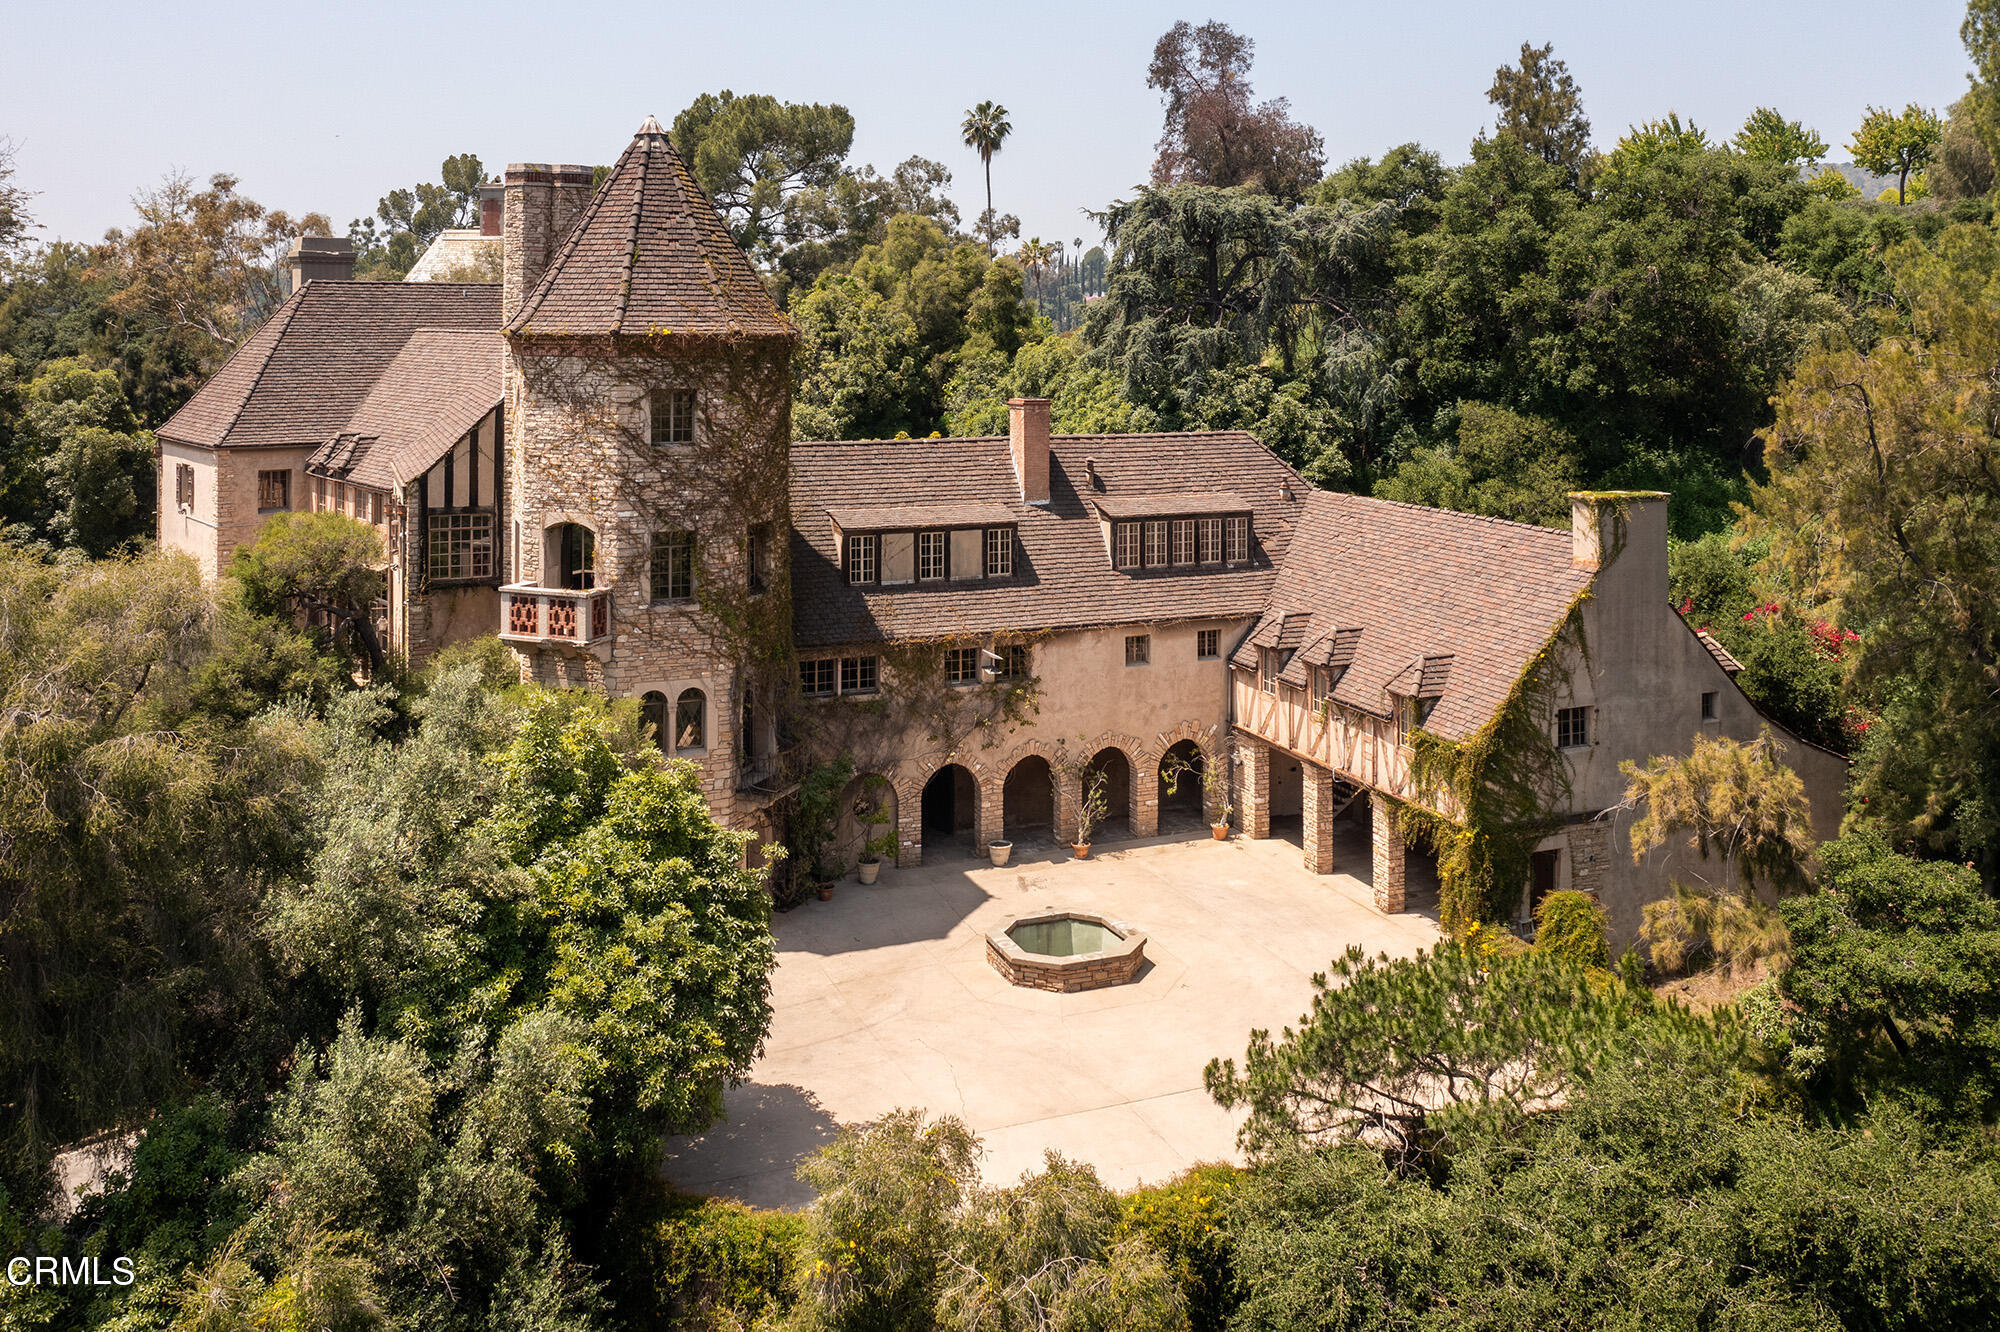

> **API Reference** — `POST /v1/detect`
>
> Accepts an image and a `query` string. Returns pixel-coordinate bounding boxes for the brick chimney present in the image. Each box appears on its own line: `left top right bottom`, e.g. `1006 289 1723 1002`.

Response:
502 163 596 322
285 236 355 293
479 181 504 237
1008 398 1051 505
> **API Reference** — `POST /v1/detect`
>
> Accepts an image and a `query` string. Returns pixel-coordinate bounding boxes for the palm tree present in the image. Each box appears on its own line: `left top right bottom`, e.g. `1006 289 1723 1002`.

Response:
961 101 1013 251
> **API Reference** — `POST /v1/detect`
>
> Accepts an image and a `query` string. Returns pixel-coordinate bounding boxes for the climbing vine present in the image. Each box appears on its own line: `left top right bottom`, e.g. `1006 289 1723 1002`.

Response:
1395 589 1594 932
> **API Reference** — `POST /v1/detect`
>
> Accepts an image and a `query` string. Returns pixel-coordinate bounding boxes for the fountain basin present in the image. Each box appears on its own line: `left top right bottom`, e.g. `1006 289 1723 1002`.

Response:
986 911 1146 992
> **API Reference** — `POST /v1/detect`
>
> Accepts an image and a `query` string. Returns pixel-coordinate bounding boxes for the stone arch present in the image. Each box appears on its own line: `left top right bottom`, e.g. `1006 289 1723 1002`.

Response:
1001 753 1056 843
672 687 707 753
1157 738 1206 826
834 772 898 874
639 690 669 751
919 762 980 859
1081 744 1135 843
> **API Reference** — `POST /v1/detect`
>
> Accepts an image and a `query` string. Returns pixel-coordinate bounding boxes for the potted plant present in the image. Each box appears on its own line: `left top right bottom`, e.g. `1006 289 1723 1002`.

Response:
988 838 1012 867
855 778 894 884
1072 771 1109 860
1161 735 1233 839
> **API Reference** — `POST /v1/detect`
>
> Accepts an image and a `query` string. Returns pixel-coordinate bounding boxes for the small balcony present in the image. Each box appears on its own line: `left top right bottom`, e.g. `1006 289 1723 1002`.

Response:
499 583 613 648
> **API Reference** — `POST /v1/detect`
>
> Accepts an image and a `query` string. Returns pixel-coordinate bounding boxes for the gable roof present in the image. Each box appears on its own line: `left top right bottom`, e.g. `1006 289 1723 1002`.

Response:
305 330 500 491
1259 492 1592 742
790 431 1305 648
505 117 794 341
158 282 500 451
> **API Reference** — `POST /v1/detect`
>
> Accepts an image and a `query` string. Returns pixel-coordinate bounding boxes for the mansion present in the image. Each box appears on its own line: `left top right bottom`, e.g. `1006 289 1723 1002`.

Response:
156 119 1846 940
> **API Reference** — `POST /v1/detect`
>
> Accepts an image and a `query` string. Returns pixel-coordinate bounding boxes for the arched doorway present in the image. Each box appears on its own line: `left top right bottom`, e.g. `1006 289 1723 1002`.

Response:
920 764 977 855
1157 740 1204 829
1002 755 1054 844
1083 747 1132 842
545 522 595 589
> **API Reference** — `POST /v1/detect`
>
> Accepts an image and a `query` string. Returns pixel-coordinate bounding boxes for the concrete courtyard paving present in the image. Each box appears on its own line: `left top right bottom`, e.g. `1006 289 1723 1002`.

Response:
660 820 1441 1207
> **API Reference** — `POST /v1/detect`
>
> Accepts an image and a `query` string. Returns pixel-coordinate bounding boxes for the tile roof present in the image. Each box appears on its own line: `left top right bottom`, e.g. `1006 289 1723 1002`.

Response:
827 501 1019 531
1696 629 1744 674
790 431 1306 648
1259 492 1592 741
1090 491 1254 519
506 120 794 341
304 330 500 491
158 282 500 451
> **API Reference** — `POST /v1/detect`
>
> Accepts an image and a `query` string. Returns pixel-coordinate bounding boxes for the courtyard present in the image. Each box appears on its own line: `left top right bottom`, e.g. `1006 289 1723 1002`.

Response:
660 818 1442 1207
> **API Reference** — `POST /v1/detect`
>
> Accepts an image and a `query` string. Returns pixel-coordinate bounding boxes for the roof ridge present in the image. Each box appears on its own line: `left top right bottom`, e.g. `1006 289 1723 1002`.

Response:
794 429 1276 448
1320 488 1573 541
615 137 646 326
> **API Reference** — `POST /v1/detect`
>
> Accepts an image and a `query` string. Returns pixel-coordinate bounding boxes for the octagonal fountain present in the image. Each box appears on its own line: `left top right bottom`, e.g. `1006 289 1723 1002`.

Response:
986 911 1147 992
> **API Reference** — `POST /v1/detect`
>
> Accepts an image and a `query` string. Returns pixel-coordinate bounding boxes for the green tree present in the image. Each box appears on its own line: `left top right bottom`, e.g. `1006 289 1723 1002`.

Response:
1748 223 2000 873
1203 941 1688 1169
1849 103 1944 204
1374 401 1579 526
1780 832 2000 1119
674 92 856 268
15 356 155 554
348 152 485 279
1485 40 1594 187
1733 106 1829 166
0 135 34 256
960 100 1013 254
230 511 389 673
1932 94 1998 199
104 171 332 370
1621 729 1818 897
1146 21 1325 202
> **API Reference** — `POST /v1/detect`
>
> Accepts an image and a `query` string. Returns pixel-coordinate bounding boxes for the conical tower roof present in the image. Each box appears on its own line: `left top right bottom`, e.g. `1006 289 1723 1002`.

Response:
505 117 794 340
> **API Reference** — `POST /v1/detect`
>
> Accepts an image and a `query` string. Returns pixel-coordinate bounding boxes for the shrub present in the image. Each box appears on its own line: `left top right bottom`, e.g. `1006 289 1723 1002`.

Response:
609 1190 804 1330
1532 890 1609 967
1119 1164 1243 1331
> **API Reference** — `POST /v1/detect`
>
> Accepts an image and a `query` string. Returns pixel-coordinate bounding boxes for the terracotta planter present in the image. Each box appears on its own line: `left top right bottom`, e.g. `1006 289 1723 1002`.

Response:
988 840 1012 867
858 860 881 885
1072 843 1092 860
817 885 834 901
1211 823 1230 840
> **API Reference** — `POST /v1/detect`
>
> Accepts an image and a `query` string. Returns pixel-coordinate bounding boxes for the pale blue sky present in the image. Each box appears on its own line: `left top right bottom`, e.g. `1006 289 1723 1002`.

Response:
1 0 1975 250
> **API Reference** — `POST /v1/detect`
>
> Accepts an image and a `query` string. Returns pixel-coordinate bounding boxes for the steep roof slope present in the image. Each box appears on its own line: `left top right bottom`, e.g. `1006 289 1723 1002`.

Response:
789 431 1305 647
505 117 793 340
158 282 500 450
1257 492 1592 741
305 330 500 491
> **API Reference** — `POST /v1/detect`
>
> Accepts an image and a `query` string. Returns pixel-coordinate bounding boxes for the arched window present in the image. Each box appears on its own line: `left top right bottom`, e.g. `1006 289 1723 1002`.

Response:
675 688 706 752
640 691 669 751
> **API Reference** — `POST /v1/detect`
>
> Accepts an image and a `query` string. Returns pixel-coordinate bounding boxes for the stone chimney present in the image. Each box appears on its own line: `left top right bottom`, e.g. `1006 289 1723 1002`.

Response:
285 236 356 293
1571 491 1669 601
502 163 596 322
1008 398 1051 505
479 181 504 237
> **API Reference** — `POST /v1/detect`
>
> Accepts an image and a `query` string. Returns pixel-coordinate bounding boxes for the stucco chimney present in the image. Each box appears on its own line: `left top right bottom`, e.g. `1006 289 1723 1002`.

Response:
285 236 355 293
1571 491 1670 600
502 163 596 322
1009 398 1051 505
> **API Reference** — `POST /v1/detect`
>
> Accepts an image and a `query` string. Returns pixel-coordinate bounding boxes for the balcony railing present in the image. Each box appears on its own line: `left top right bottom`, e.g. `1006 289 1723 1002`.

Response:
499 583 613 647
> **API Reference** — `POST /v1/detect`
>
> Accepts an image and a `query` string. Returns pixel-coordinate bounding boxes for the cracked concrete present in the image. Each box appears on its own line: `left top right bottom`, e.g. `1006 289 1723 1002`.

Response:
659 820 1440 1207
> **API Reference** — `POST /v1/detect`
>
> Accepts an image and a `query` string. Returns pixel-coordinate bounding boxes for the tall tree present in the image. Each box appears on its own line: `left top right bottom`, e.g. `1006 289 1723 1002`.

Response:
1486 40 1594 187
960 100 1013 253
1733 107 1829 167
1848 103 1944 203
347 152 485 279
1748 223 2000 876
0 135 35 255
673 91 856 267
1146 21 1325 202
103 171 330 371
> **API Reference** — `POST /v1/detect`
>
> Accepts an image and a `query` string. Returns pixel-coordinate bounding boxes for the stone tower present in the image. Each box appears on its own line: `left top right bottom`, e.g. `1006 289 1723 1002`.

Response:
499 118 798 822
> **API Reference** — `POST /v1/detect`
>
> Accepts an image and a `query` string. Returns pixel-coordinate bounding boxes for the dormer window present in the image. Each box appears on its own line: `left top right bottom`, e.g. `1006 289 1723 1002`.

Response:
833 510 1019 587
845 533 877 584
984 528 1013 577
1105 506 1252 573
650 389 696 446
917 531 946 581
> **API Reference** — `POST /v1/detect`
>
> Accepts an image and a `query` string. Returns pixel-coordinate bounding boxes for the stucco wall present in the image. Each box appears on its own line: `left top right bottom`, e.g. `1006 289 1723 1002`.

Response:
158 440 224 577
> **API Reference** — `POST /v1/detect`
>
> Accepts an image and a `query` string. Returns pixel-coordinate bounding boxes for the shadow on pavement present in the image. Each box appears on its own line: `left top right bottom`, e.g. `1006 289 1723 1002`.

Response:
659 1082 842 1210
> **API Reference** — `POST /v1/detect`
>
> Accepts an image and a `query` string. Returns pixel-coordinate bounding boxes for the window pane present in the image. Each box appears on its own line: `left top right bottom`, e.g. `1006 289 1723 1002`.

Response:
641 691 669 750
945 647 978 683
1225 516 1249 563
1197 517 1222 564
675 689 706 749
800 659 835 697
1125 634 1150 665
1144 520 1168 568
846 534 877 584
1171 519 1195 566
985 527 1013 577
917 531 946 581
653 389 696 445
427 512 493 579
1197 629 1219 659
840 656 878 694
1113 523 1141 570
651 530 695 600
